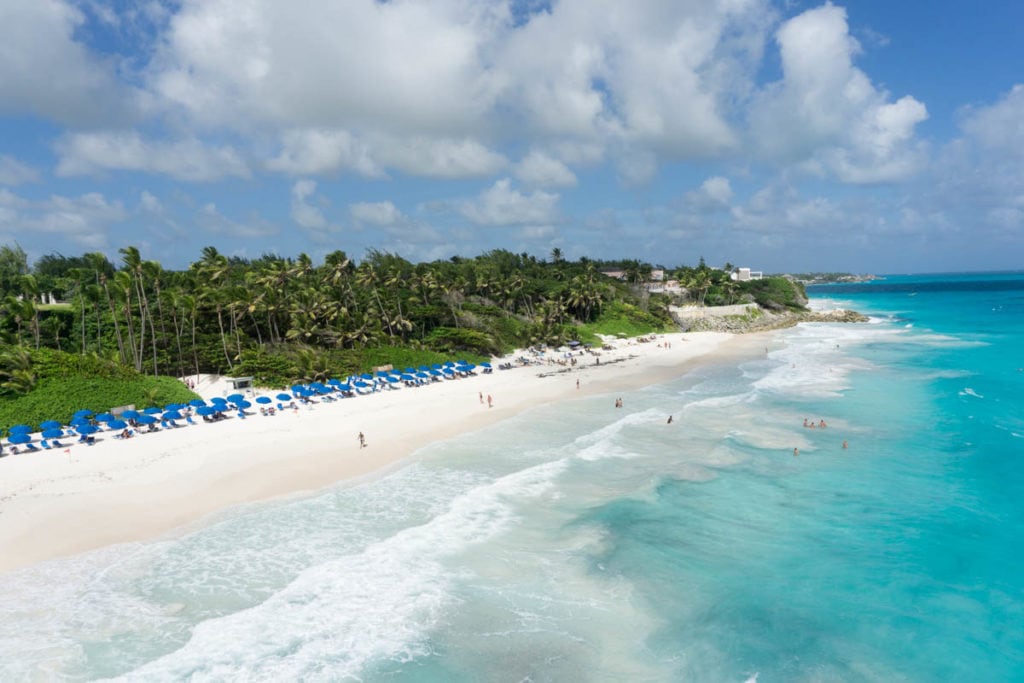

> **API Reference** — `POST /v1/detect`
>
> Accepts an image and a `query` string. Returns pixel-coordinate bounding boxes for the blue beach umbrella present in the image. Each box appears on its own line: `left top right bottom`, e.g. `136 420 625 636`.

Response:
9 424 32 434
480 362 492 368
255 396 272 404
338 383 351 391
360 373 373 380
418 366 430 372
70 416 90 426
327 378 342 386
95 413 114 422
189 399 207 407
73 409 93 418
196 406 216 416
430 363 442 369
136 414 157 425
108 420 128 430
415 372 429 379
354 381 370 389
143 407 162 415
276 393 293 401
121 410 141 420
162 411 182 421
40 420 61 430
235 400 252 409
42 427 64 439
227 393 245 403
76 424 98 435
385 376 399 383
164 403 185 411
442 368 454 375
8 433 31 444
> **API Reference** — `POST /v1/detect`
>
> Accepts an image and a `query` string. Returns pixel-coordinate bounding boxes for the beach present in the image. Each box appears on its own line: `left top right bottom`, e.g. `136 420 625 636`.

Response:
0 331 748 574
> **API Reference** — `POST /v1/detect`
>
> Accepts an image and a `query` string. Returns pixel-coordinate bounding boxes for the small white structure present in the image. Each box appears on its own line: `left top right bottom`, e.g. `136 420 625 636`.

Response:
731 268 763 282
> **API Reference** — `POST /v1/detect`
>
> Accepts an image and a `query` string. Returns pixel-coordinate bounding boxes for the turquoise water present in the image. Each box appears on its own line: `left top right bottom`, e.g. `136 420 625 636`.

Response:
1 272 1022 681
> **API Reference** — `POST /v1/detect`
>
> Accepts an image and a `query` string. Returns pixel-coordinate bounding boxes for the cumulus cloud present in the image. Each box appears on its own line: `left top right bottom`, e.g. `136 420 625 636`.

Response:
372 136 507 179
513 151 577 188
0 156 40 185
198 202 278 238
959 84 1024 156
0 188 126 249
460 178 559 226
149 0 505 131
685 176 734 211
750 3 928 183
267 128 383 177
290 179 328 230
56 131 250 181
0 0 135 125
350 201 403 227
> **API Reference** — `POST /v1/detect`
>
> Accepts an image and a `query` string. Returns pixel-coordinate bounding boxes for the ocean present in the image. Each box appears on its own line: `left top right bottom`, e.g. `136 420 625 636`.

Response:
1 271 1022 681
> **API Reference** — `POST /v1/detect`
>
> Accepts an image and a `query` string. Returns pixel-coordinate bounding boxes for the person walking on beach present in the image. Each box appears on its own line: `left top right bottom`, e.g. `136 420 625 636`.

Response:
479 391 483 404
576 378 580 390
667 415 673 424
487 394 493 408
358 432 366 449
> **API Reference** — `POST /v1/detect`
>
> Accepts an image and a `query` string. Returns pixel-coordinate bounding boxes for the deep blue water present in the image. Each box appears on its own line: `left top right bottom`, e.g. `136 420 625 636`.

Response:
1 272 1022 681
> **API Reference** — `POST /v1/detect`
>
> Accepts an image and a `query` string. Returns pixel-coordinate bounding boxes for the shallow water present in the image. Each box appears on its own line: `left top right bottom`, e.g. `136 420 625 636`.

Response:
1 272 1022 681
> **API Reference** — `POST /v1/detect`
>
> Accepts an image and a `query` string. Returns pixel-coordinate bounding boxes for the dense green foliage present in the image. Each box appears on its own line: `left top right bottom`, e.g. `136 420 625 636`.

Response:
738 277 808 311
0 243 810 428
0 347 198 434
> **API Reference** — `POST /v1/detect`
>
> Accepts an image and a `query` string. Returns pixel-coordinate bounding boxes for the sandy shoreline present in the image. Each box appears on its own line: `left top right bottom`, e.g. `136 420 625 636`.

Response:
0 331 770 574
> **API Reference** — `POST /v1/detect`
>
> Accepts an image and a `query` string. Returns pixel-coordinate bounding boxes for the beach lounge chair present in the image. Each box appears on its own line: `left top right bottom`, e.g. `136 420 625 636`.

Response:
186 415 197 425
25 443 40 452
236 411 247 419
41 440 51 449
53 439 65 448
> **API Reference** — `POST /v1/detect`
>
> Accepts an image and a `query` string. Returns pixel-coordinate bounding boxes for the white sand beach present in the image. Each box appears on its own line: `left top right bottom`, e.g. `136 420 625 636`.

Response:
0 331 763 573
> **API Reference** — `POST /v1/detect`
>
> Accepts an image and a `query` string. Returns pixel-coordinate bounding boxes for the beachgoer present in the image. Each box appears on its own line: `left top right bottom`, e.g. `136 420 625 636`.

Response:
479 391 484 404
803 418 809 428
819 419 827 428
667 415 673 424
358 432 366 449
576 379 580 390
487 394 493 408
793 447 799 457
842 440 848 449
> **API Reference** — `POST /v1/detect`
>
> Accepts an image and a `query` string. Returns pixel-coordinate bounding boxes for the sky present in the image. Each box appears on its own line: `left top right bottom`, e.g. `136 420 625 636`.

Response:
1 0 1022 274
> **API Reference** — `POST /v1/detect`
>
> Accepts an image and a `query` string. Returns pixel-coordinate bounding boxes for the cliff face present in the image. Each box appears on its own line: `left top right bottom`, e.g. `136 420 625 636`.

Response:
680 307 868 333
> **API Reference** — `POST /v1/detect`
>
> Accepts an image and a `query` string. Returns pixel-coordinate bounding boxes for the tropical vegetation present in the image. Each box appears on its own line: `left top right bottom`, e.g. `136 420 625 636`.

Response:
0 243 807 427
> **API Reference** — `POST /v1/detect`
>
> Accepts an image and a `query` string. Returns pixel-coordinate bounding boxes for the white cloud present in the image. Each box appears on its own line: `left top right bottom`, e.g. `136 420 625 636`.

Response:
198 203 278 238
0 156 40 185
372 136 507 179
686 176 734 210
0 0 135 125
139 190 163 213
290 179 328 230
960 84 1024 156
513 151 577 188
56 131 250 181
0 189 127 249
149 0 505 131
460 178 559 226
750 3 927 183
267 128 383 177
350 201 403 227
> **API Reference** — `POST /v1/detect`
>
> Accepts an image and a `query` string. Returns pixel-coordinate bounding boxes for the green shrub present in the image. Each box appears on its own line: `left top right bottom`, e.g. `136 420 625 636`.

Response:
0 376 198 434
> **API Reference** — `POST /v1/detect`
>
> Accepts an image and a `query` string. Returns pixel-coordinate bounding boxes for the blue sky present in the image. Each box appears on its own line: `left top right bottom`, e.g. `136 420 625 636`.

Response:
1 0 1022 274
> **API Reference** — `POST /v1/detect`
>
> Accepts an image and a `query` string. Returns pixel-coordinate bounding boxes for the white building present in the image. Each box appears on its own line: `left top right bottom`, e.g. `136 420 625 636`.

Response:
730 267 763 282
